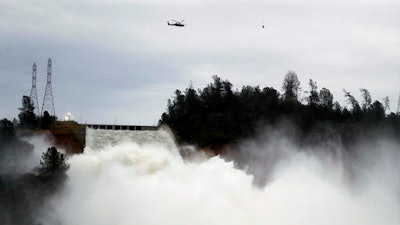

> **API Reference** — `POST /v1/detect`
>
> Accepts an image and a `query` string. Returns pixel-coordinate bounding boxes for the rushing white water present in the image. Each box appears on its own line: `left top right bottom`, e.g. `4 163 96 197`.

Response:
41 127 400 225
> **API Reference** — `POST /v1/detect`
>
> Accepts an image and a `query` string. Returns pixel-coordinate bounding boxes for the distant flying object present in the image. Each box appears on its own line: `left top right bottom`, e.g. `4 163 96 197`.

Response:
168 20 185 27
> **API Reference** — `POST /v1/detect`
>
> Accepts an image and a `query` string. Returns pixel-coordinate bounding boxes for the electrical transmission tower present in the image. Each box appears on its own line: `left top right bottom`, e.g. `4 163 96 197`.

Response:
30 62 40 115
397 78 400 115
41 58 56 117
397 94 400 115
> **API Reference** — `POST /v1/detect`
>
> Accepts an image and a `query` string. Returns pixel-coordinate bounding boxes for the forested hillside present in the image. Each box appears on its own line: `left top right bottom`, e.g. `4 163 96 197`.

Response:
160 72 400 150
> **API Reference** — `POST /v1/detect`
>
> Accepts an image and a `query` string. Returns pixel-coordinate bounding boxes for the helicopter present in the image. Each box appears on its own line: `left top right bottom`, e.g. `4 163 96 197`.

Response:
167 20 185 27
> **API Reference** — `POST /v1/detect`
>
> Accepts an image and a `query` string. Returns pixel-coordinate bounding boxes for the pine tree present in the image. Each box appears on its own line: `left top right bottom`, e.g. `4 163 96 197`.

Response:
39 147 70 175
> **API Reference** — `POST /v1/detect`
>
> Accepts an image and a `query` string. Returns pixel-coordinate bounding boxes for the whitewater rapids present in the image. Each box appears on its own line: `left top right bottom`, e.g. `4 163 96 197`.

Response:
41 127 400 225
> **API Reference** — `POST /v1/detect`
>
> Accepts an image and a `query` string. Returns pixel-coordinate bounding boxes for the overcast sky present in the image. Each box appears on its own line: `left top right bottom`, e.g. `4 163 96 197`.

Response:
1 0 399 125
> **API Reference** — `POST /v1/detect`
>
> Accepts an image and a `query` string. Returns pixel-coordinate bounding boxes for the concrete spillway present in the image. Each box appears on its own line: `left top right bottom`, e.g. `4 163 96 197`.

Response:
85 126 177 151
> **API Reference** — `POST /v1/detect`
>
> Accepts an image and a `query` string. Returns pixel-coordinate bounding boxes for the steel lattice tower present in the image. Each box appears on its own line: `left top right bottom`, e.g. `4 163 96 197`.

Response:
30 62 40 115
397 94 400 114
397 78 400 114
41 58 56 117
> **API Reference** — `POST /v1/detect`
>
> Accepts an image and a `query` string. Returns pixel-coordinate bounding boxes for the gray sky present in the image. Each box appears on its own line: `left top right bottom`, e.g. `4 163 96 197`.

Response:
1 0 399 125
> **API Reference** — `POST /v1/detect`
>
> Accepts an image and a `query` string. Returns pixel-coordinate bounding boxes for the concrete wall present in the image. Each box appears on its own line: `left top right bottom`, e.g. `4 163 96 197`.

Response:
86 124 158 131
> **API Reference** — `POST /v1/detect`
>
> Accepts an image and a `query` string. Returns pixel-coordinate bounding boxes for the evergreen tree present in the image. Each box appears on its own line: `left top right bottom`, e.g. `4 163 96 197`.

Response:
18 95 37 128
319 88 333 109
360 88 372 111
306 79 319 106
41 111 53 129
0 118 16 148
282 71 300 102
39 147 70 175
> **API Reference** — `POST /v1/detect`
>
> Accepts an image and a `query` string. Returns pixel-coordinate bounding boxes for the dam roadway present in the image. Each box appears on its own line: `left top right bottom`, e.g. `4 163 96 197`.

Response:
48 121 158 154
86 124 157 131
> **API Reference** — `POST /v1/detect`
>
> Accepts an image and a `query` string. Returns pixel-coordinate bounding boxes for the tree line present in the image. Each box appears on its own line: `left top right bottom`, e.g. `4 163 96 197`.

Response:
160 72 400 150
18 95 56 130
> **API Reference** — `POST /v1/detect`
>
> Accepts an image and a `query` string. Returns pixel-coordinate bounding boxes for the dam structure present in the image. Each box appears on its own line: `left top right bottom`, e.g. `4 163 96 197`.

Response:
86 123 157 131
49 121 159 154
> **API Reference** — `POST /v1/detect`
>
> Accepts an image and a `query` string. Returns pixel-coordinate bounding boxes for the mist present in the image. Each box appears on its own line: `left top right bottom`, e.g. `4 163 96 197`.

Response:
0 133 52 175
33 126 400 225
0 131 71 225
